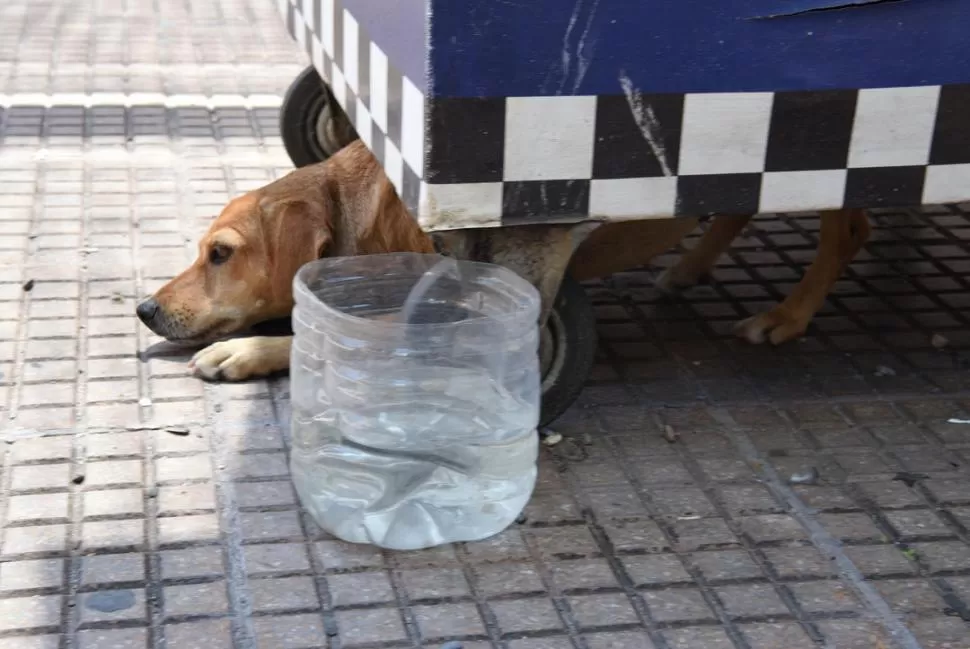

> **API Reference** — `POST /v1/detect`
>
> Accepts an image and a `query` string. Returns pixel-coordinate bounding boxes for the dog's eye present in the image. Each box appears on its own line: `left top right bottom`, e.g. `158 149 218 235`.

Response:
208 245 233 265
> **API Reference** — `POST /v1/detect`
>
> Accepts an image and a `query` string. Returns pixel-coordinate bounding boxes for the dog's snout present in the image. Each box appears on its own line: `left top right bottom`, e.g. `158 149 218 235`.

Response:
136 298 159 324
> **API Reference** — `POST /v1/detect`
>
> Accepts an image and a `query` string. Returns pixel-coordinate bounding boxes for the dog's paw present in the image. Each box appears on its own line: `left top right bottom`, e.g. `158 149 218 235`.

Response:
733 308 810 345
654 267 700 295
189 338 283 381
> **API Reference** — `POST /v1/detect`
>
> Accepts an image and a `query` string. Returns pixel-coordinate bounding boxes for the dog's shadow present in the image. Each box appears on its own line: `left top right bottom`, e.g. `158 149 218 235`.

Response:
251 317 294 337
138 340 196 363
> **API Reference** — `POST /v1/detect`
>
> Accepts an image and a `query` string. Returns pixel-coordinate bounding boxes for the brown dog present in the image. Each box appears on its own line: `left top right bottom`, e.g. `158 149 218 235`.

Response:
139 139 870 380
568 209 871 345
136 140 433 380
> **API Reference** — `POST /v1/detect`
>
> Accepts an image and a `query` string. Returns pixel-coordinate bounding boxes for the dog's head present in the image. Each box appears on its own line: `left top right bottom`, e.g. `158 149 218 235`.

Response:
136 141 433 343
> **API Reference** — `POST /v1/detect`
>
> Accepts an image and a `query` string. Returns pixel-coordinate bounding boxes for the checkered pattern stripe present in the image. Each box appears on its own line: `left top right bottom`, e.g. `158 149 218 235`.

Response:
425 86 970 228
279 2 970 231
278 0 425 214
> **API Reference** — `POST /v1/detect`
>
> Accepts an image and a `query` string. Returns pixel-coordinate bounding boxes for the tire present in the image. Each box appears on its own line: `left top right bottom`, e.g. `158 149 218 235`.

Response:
539 275 597 427
279 66 358 168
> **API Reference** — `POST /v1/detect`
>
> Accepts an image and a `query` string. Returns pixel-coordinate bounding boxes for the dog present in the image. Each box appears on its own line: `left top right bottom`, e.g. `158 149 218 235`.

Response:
567 209 870 345
137 139 870 381
136 140 434 381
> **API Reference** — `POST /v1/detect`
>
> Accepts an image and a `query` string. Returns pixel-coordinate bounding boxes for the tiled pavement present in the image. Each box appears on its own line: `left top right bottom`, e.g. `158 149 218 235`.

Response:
1 2 970 649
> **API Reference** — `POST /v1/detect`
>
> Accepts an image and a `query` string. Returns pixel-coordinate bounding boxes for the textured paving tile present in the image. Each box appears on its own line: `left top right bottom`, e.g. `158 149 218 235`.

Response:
1 0 970 648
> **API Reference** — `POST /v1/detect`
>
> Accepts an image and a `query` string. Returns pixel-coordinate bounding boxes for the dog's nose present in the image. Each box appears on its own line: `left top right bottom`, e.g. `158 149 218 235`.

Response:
136 298 159 324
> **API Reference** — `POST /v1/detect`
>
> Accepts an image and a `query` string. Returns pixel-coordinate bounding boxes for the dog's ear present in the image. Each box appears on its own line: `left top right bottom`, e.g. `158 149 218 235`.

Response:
335 174 435 256
260 197 332 303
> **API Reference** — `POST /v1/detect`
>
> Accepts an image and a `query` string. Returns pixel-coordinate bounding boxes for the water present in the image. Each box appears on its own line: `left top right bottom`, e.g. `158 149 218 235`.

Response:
290 372 537 550
397 256 461 324
290 253 540 551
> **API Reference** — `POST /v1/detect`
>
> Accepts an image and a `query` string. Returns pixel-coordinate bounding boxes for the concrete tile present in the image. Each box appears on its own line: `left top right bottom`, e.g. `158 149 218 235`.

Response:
816 620 889 649
248 576 319 613
83 489 144 518
334 607 407 645
911 541 970 573
0 636 61 649
690 550 763 582
77 628 147 649
164 619 232 649
156 483 216 514
843 544 919 577
85 432 143 458
874 579 947 615
234 480 296 509
567 593 640 628
315 540 386 572
163 581 229 618
0 595 62 631
412 602 484 639
0 558 66 591
472 563 545 597
83 460 143 488
2 524 69 556
491 598 563 634
910 616 970 649
79 588 147 624
157 514 221 546
640 589 715 624
238 511 302 543
160 546 224 581
716 584 790 619
10 464 71 491
81 553 146 586
739 623 816 649
81 519 144 550
622 554 692 587
253 613 326 649
327 571 395 607
155 454 213 483
762 547 837 579
9 437 72 463
400 568 469 600
788 581 861 614
243 542 310 576
6 493 70 523
585 632 655 649
663 627 735 649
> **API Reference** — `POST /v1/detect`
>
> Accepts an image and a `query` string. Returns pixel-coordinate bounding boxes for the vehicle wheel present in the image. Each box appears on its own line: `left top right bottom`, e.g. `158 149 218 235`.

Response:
279 66 358 168
539 275 597 427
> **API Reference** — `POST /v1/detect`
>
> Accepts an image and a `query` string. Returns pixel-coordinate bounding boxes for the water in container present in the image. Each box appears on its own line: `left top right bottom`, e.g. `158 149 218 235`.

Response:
289 253 541 550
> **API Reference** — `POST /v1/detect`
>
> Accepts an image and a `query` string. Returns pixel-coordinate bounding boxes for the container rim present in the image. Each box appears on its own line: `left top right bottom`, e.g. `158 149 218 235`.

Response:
292 253 541 331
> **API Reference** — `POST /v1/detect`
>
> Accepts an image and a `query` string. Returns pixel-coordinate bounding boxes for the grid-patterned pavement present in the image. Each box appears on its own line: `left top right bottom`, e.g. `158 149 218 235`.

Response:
1 1 969 648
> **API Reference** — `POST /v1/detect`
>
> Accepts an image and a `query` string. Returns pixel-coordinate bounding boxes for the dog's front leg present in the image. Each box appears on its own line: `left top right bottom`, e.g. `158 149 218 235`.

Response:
189 336 293 381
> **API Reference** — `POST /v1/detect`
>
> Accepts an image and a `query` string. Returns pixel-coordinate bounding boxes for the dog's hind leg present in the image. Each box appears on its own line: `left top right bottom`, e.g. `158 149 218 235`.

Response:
655 214 753 293
734 209 870 345
567 218 700 282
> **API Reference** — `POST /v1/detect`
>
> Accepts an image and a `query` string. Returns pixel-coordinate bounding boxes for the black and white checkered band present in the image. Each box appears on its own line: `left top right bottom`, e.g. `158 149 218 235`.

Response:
280 0 425 218
280 0 970 231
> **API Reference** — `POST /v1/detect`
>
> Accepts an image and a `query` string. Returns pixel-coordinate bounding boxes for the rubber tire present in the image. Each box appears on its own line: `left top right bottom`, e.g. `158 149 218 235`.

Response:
279 66 340 168
540 276 598 427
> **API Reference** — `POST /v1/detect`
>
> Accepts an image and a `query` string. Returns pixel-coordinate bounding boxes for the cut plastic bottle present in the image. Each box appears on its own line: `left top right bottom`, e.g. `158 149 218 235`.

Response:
290 253 541 550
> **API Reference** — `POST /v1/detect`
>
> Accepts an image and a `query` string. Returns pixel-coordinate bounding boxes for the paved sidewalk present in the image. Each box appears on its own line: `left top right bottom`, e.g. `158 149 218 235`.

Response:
1 1 970 648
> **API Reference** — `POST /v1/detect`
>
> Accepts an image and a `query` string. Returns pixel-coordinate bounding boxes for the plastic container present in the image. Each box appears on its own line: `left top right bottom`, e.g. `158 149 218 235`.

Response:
290 253 541 550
